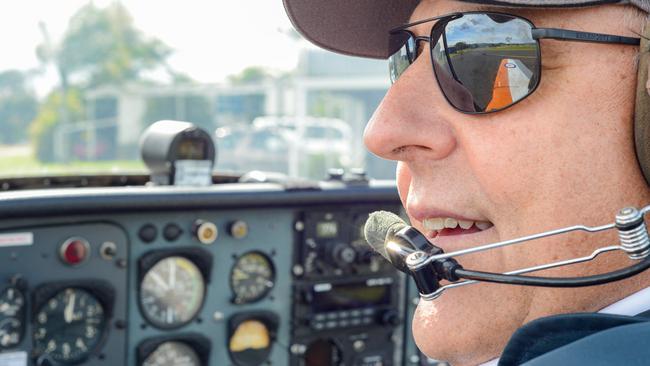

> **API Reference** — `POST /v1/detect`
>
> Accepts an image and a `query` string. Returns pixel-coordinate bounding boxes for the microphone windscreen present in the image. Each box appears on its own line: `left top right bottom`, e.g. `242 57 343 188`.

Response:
364 211 408 260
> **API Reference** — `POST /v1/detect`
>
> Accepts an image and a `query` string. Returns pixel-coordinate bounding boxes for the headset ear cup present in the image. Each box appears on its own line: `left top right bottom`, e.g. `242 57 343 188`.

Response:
634 22 650 186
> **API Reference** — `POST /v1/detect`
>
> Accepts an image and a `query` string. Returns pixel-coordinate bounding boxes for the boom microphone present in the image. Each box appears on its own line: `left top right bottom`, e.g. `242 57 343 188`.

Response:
364 206 650 301
363 211 408 261
364 211 440 274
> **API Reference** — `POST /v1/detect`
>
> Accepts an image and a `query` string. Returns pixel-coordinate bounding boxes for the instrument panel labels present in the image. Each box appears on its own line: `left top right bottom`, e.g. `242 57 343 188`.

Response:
0 232 33 248
174 160 212 186
0 351 27 366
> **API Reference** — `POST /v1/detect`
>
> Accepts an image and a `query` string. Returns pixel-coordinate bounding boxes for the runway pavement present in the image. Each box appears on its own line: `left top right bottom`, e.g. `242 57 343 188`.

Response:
445 48 538 110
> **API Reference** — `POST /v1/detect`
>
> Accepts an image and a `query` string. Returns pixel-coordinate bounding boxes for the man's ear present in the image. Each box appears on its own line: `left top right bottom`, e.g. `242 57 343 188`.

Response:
634 19 650 185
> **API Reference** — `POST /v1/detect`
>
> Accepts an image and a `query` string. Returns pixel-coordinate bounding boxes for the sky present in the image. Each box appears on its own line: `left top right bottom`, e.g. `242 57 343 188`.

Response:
0 0 311 96
446 14 534 45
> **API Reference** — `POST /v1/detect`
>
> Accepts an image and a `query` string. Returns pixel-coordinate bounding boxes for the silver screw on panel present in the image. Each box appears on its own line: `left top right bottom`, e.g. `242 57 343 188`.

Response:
212 311 224 322
290 344 306 355
295 221 304 232
353 340 365 352
292 265 304 277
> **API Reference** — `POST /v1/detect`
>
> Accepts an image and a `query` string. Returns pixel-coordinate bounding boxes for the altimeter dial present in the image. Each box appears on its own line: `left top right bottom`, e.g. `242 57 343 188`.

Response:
33 288 106 364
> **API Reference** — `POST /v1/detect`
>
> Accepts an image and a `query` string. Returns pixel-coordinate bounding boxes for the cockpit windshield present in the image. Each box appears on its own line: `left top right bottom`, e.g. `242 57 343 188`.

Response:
0 0 394 180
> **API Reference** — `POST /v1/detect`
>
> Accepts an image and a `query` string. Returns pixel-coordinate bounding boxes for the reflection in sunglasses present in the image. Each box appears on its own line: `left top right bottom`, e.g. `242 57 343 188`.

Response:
486 58 533 111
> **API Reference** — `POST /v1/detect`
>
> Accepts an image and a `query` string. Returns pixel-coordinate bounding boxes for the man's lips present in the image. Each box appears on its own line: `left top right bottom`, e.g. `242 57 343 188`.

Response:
429 225 482 238
424 225 497 254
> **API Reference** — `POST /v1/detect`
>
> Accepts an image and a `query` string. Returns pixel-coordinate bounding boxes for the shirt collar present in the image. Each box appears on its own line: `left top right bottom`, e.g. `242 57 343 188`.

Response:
478 285 650 366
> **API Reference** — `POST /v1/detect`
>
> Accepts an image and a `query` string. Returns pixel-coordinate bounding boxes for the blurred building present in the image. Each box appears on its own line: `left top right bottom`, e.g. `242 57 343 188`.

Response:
76 49 396 179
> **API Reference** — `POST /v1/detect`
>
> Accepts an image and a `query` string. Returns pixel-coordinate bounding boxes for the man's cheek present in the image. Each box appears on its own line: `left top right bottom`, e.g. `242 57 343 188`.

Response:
412 300 443 357
396 162 412 207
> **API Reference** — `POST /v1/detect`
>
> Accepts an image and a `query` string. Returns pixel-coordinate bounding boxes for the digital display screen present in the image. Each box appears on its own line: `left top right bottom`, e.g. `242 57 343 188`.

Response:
311 283 391 312
316 221 338 238
177 138 206 160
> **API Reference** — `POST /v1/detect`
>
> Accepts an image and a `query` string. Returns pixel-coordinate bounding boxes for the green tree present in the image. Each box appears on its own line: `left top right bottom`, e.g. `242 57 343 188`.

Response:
228 66 272 84
31 2 177 162
29 89 85 162
37 2 173 89
0 70 38 144
454 41 469 51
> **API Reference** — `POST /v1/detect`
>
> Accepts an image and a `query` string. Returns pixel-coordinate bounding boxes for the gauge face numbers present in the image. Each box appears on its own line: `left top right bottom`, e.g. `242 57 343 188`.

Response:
143 341 201 366
33 288 105 364
140 256 206 328
230 252 275 304
0 286 25 348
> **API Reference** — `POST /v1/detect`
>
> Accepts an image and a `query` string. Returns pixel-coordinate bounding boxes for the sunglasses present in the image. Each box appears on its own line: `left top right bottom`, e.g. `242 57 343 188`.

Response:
389 12 640 114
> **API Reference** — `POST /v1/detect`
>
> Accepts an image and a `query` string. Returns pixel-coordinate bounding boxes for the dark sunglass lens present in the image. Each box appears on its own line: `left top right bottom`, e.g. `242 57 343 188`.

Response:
388 32 416 83
433 13 540 113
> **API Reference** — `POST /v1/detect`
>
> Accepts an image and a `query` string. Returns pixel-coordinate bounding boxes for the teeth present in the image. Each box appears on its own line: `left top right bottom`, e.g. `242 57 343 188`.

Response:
476 221 493 230
423 218 444 231
422 217 494 232
444 218 458 229
458 220 473 229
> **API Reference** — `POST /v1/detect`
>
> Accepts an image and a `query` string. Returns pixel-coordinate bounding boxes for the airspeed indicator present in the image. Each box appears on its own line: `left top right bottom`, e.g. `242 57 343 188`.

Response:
139 256 206 328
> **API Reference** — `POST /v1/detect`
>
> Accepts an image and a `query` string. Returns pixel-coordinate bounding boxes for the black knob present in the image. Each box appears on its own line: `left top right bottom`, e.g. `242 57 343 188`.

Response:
163 223 183 241
330 243 356 266
138 224 157 243
357 248 374 264
381 309 400 326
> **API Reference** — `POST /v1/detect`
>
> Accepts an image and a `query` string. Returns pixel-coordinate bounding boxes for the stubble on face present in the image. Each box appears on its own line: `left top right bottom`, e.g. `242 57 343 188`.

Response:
376 1 650 365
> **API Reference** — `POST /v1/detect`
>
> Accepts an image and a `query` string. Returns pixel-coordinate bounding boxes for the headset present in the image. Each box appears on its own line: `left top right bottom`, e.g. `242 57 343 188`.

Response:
363 20 650 302
635 19 650 185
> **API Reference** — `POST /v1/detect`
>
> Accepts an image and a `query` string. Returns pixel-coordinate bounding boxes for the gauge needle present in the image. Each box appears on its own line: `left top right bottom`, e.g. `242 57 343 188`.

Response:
169 259 176 289
149 272 170 291
234 268 249 280
64 292 75 324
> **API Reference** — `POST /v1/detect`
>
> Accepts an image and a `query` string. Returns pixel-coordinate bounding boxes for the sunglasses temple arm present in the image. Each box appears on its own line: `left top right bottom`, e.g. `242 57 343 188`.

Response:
532 28 640 45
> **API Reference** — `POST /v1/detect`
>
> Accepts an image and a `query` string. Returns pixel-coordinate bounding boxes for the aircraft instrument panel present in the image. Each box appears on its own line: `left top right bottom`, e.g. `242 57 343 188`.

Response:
0 181 428 366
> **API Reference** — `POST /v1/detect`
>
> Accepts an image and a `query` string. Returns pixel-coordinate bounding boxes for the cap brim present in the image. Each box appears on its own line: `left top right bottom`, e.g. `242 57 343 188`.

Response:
283 0 419 59
283 0 645 60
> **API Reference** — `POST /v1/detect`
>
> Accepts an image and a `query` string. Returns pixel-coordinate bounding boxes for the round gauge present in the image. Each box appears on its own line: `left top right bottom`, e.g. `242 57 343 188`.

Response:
229 319 273 366
0 286 25 348
230 252 275 304
143 341 201 366
33 288 106 364
140 256 205 328
304 339 342 366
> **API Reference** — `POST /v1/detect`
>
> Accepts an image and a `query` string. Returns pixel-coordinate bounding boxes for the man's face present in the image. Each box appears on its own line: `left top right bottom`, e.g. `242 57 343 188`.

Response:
364 1 650 364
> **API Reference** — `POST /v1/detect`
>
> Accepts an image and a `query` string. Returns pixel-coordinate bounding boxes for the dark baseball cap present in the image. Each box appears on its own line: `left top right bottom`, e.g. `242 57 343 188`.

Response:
283 0 650 59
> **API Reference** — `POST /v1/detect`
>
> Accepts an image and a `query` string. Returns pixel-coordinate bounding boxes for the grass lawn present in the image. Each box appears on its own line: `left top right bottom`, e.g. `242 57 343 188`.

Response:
0 154 146 177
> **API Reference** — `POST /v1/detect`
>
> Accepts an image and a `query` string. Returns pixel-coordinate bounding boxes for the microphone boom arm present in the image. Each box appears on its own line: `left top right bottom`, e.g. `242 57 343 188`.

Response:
385 206 650 301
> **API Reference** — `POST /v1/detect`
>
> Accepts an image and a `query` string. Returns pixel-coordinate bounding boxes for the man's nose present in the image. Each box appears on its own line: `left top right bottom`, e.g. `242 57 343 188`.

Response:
363 60 457 163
